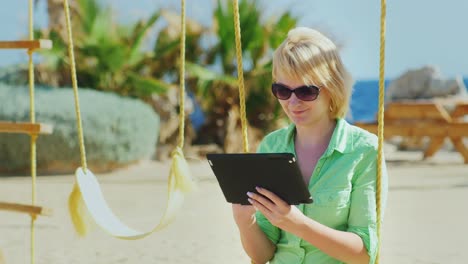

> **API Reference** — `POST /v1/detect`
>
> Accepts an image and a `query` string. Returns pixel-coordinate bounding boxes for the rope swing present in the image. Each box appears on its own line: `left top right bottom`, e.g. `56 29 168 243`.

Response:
66 0 195 239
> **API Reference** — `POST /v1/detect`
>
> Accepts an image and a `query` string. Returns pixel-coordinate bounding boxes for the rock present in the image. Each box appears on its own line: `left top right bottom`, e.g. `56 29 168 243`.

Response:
385 66 468 152
387 65 467 101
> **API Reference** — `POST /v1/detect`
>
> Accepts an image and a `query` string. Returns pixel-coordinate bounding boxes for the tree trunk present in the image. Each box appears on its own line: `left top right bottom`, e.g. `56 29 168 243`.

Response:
47 0 77 39
224 105 263 153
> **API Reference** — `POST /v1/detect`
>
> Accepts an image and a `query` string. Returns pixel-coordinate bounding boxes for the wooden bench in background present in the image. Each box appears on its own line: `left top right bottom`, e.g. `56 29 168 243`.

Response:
356 101 468 163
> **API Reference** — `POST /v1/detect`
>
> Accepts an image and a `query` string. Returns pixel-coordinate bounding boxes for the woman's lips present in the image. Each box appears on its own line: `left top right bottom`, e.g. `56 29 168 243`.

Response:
291 109 307 115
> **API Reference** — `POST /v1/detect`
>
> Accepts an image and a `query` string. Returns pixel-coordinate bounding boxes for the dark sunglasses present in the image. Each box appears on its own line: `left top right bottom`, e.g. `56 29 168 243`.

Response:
271 83 322 101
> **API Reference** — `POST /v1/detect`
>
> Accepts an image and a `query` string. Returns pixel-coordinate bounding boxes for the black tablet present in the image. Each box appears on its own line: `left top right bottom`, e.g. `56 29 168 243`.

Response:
206 153 313 205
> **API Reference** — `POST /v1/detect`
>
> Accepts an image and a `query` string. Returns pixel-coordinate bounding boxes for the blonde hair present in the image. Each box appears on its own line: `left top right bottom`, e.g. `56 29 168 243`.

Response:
272 27 353 119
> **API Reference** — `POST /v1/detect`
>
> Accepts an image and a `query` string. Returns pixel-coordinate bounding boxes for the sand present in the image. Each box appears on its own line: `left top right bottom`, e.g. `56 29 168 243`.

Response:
1 148 467 264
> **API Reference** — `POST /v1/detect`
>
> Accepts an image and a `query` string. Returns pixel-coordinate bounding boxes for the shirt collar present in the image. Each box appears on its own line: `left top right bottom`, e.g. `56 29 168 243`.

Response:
285 118 354 156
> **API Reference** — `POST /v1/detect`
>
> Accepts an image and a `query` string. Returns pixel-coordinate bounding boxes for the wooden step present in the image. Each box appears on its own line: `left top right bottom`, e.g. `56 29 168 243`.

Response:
0 121 53 135
0 39 52 50
0 202 52 216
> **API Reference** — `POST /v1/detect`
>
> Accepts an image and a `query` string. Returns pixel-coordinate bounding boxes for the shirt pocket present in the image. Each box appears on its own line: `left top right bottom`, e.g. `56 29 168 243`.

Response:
313 188 351 208
305 188 351 227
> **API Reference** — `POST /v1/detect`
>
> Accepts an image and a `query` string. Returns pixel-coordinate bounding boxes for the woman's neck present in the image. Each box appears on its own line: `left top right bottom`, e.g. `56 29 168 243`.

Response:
295 118 337 149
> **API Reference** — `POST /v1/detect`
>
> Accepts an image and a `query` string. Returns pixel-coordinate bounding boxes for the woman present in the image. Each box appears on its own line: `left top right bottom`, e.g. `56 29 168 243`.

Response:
232 27 388 264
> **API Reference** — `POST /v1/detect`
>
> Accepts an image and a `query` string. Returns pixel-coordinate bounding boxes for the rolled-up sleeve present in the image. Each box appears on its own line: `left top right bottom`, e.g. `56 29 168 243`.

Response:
347 148 388 264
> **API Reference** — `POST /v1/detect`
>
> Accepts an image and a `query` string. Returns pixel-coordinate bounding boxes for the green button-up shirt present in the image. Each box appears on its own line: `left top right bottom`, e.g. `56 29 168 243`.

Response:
255 118 388 264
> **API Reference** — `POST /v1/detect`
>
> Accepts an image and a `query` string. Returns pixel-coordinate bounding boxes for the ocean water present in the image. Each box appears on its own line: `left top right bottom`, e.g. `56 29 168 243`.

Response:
349 78 468 123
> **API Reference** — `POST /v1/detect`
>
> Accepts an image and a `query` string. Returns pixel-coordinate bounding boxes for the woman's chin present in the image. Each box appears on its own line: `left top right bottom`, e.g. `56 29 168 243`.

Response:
289 116 309 125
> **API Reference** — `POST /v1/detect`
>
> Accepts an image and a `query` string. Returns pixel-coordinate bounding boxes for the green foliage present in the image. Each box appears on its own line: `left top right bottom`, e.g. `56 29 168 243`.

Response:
0 83 159 174
190 0 298 131
213 0 264 71
267 13 298 49
185 62 237 108
34 0 171 100
151 10 206 80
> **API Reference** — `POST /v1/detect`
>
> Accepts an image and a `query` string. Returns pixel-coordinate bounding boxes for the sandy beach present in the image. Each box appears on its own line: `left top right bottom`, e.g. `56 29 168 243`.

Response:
1 147 467 264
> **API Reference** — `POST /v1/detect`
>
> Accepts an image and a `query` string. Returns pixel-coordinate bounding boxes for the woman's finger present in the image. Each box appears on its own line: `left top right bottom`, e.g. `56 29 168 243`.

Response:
247 191 275 210
247 198 272 218
255 187 288 207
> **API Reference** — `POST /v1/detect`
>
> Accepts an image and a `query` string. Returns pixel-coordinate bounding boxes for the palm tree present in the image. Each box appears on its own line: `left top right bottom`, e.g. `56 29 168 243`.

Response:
188 0 298 152
35 0 171 98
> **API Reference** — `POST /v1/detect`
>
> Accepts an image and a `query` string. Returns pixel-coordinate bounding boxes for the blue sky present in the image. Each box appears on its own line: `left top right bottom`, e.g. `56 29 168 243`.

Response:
1 0 468 80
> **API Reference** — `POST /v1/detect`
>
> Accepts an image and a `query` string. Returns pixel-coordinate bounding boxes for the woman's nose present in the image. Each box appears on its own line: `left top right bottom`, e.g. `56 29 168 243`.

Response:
288 93 301 105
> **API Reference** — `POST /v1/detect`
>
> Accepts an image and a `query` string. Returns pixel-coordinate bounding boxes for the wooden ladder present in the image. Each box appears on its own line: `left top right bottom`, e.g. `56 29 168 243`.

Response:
0 35 55 264
0 40 52 50
0 40 53 220
0 201 52 217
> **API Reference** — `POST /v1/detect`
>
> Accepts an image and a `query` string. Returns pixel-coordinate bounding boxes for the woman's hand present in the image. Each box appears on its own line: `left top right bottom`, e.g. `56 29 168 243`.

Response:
247 187 306 232
232 202 277 264
232 203 257 228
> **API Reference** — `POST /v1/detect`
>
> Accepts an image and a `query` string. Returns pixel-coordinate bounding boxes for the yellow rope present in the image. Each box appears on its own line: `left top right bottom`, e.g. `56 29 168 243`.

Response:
64 0 91 237
168 0 195 218
375 0 386 263
63 0 87 171
232 0 249 153
27 0 37 263
177 0 186 149
233 2 254 264
29 137 37 264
